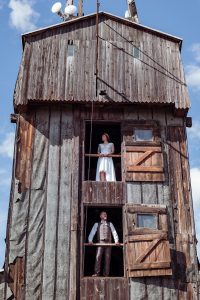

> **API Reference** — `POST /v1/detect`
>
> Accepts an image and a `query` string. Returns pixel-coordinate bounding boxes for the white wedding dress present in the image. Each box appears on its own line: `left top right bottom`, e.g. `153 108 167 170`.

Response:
96 143 116 182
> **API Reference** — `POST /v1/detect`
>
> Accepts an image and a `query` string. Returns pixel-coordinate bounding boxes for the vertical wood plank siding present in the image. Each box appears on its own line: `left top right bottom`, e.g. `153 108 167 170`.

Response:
125 108 198 299
25 108 49 299
82 182 125 204
5 105 199 299
81 278 129 300
14 14 189 110
5 105 80 299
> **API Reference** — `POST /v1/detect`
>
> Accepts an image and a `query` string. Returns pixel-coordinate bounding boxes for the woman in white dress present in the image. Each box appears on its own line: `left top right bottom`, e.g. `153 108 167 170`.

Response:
96 133 116 182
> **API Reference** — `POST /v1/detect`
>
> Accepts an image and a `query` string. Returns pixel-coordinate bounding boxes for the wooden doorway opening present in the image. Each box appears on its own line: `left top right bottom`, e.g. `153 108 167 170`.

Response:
82 206 124 277
84 122 122 181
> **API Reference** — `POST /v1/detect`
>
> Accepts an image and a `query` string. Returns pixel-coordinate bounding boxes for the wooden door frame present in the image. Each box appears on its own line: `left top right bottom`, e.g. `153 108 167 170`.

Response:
80 202 125 279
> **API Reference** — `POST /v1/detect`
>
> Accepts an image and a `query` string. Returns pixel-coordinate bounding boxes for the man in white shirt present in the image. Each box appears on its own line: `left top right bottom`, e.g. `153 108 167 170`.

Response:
88 211 119 276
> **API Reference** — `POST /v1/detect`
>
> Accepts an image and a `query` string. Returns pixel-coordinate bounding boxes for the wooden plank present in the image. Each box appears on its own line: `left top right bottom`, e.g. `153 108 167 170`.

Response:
126 146 161 152
127 166 164 172
126 204 167 214
135 239 163 263
42 108 61 298
132 150 155 166
84 243 123 247
127 233 167 242
131 269 172 277
55 106 73 299
130 262 171 270
69 108 80 300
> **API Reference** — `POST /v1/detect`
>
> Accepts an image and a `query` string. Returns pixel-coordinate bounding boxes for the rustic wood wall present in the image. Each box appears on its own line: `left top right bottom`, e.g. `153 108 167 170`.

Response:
124 107 199 300
14 14 189 111
5 105 80 300
4 104 199 299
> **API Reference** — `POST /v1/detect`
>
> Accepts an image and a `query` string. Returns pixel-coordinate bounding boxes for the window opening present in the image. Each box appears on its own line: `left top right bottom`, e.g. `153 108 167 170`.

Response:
85 122 121 181
134 129 153 141
133 46 140 59
83 206 124 277
137 213 158 229
67 40 75 57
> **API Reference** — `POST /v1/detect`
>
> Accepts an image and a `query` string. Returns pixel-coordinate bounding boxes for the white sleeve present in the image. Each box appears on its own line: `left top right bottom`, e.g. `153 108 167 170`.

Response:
88 223 98 242
97 144 101 153
110 223 119 243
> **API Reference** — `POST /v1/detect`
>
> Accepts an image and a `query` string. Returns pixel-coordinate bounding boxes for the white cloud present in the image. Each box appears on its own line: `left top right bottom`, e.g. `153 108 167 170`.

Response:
191 168 200 257
8 0 39 32
0 132 15 159
186 43 200 91
185 65 200 90
0 169 11 187
191 44 200 63
188 121 200 140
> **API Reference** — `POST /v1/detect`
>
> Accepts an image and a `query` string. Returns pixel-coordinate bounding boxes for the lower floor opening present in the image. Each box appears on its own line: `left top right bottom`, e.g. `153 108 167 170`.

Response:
85 122 122 181
83 206 124 277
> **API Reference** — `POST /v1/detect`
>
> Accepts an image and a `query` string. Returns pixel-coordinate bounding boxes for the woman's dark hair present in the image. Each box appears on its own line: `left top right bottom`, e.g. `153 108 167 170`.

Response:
102 133 110 142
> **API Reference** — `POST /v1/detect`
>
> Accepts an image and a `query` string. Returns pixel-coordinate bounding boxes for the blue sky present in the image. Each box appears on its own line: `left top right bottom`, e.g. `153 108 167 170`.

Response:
0 0 200 267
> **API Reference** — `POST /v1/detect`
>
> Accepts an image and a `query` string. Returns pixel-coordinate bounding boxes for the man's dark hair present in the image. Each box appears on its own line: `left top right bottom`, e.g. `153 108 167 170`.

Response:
100 211 107 215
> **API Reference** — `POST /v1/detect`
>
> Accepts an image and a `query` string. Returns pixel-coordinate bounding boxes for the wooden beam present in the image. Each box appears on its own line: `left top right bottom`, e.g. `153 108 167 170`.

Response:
133 150 154 166
130 262 171 271
84 243 124 247
78 0 83 16
127 166 163 172
135 239 162 263
85 154 121 158
127 204 167 214
126 146 161 152
127 233 167 242
127 229 167 235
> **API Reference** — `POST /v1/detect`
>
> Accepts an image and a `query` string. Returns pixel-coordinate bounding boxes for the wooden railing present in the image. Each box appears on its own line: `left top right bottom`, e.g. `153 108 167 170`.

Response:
82 181 125 204
84 243 124 247
85 154 121 158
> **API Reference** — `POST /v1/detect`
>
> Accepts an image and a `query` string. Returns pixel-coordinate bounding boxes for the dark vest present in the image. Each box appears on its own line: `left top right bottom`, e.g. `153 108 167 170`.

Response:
97 222 112 242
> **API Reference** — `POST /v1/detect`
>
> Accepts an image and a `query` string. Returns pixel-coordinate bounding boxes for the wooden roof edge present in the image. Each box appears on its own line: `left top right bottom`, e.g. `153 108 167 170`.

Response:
21 12 183 49
13 100 189 117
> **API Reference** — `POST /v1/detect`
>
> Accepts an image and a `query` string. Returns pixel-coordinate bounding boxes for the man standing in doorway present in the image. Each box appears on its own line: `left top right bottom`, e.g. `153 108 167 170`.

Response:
88 211 119 277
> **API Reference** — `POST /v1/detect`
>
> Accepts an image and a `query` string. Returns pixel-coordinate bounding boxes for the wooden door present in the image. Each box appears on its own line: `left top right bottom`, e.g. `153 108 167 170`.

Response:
122 121 165 182
124 204 172 277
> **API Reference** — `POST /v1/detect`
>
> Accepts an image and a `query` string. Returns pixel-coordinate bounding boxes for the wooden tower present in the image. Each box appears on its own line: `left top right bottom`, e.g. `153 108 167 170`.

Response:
0 1 199 299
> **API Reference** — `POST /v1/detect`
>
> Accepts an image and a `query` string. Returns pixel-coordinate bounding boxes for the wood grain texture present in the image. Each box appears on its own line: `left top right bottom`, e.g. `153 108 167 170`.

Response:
14 13 189 112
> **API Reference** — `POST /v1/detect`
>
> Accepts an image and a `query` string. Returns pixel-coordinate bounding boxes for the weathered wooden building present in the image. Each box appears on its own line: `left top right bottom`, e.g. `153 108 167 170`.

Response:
0 3 199 299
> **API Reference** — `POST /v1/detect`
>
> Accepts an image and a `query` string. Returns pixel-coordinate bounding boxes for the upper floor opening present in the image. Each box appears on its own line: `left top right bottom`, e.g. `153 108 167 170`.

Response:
84 120 165 183
84 121 122 181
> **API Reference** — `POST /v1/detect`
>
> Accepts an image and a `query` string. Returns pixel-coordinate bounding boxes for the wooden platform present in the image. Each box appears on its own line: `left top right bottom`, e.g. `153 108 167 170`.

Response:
80 277 128 300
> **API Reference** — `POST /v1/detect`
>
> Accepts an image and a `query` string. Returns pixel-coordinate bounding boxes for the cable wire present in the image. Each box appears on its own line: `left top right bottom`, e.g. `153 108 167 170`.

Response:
103 21 187 86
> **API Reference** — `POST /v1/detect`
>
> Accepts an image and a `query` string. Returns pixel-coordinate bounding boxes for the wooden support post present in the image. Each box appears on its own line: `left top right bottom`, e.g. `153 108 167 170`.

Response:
78 0 83 16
